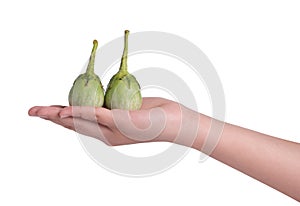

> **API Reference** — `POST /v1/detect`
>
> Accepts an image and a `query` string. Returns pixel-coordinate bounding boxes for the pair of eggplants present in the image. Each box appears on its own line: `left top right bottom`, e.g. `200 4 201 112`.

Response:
68 30 142 110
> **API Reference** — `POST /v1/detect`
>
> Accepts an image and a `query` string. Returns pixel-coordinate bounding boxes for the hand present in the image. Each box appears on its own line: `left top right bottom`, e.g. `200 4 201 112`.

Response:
28 97 201 147
28 97 300 201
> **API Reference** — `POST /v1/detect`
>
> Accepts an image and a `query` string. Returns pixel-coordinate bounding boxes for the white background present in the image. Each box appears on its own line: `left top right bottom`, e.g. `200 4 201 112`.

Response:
1 0 299 205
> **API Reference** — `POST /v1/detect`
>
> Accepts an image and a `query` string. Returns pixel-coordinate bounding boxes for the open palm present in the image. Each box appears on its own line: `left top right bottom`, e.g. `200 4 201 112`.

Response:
28 97 199 146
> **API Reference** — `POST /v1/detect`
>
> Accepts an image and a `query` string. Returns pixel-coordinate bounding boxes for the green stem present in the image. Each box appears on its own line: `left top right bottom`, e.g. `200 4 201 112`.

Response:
119 30 129 73
86 40 98 75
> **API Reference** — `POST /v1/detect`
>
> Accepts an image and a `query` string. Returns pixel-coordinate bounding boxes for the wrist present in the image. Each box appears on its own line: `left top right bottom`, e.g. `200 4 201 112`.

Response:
161 110 207 149
191 113 210 151
195 114 226 156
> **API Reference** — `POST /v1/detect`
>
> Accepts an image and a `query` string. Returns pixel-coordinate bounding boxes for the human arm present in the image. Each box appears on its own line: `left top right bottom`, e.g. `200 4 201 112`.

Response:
28 97 300 201
196 115 300 201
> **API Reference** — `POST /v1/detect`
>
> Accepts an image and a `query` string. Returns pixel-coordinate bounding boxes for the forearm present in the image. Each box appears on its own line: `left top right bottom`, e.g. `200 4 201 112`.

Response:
193 114 300 201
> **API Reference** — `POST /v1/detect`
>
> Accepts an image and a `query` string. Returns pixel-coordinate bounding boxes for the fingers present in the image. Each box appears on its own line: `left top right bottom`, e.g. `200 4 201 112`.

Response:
28 106 64 119
59 106 114 127
28 106 40 116
29 106 115 145
28 105 66 117
29 105 114 128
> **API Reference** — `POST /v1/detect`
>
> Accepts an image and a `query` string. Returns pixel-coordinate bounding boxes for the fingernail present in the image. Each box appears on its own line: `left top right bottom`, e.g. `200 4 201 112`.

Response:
28 107 38 116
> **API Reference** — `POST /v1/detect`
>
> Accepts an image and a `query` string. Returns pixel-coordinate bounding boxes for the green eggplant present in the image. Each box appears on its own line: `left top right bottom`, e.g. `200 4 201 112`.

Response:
68 40 104 107
104 30 142 110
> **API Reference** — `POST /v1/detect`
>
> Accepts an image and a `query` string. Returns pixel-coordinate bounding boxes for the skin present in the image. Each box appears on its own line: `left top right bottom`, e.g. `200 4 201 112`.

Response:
28 97 300 201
